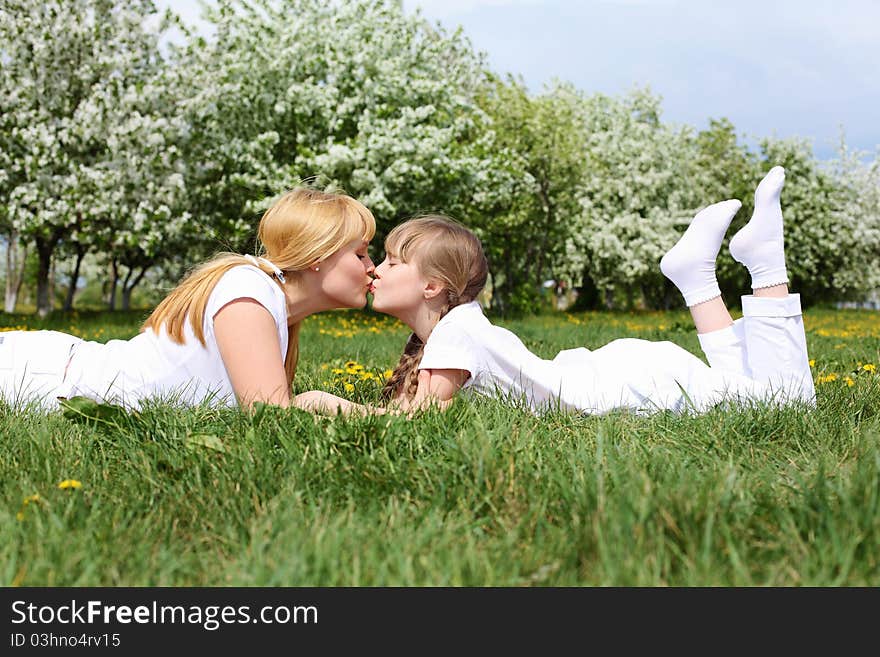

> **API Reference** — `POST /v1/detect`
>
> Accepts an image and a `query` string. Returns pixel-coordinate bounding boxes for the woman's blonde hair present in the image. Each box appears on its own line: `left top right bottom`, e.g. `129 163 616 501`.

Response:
380 215 488 402
142 187 376 387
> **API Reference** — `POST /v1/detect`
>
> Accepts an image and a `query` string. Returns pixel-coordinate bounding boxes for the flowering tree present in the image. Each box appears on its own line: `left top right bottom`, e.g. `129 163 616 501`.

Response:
3 0 875 314
0 0 186 315
761 136 880 304
166 0 495 260
472 77 588 313
575 88 702 308
829 145 880 300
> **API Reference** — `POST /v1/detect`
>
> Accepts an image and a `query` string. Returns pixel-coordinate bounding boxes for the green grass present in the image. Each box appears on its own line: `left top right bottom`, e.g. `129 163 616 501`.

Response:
1 306 878 585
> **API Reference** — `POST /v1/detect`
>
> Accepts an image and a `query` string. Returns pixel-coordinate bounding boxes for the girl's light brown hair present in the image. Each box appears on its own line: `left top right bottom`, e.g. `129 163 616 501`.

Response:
380 215 488 402
142 187 376 388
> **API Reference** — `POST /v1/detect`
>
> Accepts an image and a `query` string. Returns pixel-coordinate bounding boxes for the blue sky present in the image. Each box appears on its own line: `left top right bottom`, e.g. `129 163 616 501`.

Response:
159 0 880 160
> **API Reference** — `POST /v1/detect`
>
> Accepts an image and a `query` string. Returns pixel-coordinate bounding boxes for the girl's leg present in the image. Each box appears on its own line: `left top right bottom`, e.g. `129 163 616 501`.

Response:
660 200 750 375
696 284 792 379
688 297 733 334
740 292 814 403
729 168 815 403
696 313 750 376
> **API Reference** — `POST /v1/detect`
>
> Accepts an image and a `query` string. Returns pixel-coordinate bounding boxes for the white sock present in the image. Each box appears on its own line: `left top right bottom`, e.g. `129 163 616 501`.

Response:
729 166 789 289
660 199 741 306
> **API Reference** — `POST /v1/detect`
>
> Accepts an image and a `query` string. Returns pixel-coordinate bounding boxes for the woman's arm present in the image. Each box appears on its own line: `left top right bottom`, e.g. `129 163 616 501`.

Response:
294 369 467 416
213 298 291 408
292 390 391 416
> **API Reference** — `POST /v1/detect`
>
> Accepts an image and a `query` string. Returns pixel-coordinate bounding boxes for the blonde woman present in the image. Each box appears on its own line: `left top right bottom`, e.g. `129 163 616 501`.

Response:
0 188 376 410
295 167 815 417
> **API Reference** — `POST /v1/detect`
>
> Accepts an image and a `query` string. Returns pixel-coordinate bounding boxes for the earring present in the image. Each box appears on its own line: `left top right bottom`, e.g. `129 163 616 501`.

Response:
314 267 320 272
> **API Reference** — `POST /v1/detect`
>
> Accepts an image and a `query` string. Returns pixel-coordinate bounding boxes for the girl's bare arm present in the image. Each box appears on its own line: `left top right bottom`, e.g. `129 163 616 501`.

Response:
414 368 468 404
294 369 468 416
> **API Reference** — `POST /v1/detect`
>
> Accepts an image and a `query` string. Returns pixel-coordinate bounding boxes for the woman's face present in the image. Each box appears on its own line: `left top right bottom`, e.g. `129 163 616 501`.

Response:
316 239 375 309
369 249 428 319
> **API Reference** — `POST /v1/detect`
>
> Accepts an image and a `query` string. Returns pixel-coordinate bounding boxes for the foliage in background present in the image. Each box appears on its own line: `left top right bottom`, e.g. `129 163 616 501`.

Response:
1 0 879 316
0 0 189 315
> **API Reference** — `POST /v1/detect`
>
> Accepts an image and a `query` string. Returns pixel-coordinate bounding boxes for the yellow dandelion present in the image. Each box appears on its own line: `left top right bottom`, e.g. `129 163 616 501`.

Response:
345 367 359 375
384 369 394 379
332 368 345 374
844 376 855 387
17 493 42 521
345 361 358 368
864 364 876 373
343 383 355 392
808 359 815 368
58 479 82 490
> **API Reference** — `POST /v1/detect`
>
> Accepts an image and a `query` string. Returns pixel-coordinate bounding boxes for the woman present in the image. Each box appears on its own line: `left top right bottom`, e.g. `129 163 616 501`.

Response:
0 187 376 410
294 167 815 416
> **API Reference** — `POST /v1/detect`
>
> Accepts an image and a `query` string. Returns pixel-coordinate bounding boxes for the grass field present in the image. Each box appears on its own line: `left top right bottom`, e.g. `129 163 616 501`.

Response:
1 305 878 586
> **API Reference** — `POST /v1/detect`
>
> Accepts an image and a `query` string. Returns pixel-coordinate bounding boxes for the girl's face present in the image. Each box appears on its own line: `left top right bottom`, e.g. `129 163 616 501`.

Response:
316 239 375 309
369 249 429 319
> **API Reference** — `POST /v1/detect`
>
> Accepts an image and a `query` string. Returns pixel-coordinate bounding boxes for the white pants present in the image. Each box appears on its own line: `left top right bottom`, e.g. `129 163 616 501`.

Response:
0 330 81 410
696 294 815 405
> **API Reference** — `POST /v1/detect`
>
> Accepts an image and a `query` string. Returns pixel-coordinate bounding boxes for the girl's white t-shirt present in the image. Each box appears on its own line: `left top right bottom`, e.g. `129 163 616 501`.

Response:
418 301 755 414
66 265 289 408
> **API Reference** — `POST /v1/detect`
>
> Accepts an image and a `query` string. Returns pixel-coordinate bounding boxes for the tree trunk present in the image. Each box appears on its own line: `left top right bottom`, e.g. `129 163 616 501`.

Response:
48 256 56 311
120 265 148 311
62 246 86 311
603 286 615 310
107 258 119 311
4 230 27 313
121 286 132 311
35 238 54 318
535 181 553 293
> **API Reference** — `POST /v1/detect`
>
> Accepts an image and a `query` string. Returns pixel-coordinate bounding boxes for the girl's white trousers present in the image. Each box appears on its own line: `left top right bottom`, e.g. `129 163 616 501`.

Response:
697 294 815 404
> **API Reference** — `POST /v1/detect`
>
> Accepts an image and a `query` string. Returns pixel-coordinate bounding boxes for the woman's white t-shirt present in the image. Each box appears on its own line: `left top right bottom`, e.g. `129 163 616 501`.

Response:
65 265 289 408
418 301 760 415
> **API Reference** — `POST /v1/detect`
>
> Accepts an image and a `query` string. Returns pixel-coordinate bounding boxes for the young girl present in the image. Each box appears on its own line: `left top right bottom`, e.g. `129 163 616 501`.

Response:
1 187 377 410
295 167 814 416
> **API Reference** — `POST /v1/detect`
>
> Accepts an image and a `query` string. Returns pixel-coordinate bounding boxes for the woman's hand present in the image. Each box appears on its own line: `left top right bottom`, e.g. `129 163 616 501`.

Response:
293 390 390 416
293 367 464 418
